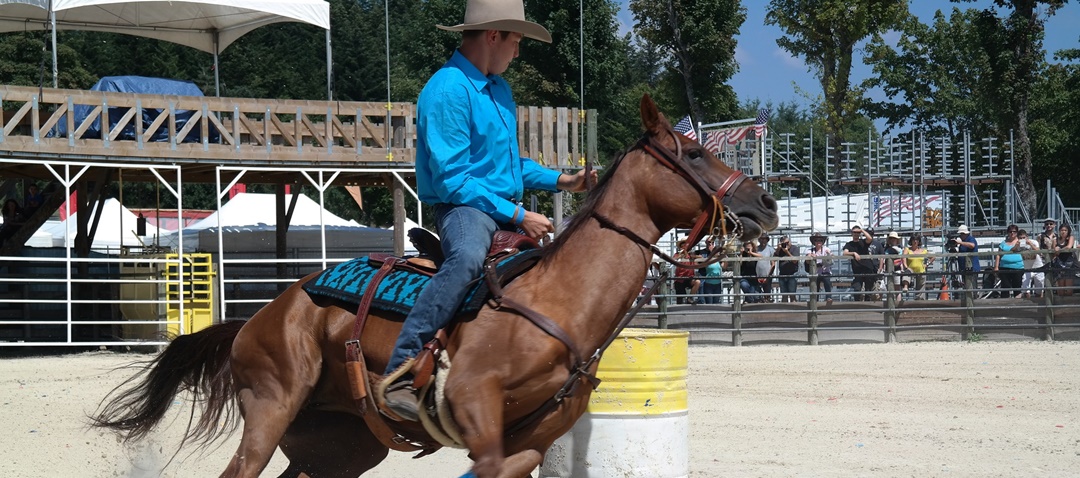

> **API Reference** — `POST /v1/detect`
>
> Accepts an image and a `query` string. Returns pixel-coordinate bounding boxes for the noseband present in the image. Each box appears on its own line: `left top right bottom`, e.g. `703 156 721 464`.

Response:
591 129 750 269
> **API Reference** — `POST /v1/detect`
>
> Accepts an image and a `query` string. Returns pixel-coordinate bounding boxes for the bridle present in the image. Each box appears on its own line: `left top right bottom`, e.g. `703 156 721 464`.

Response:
590 128 750 269
493 127 754 436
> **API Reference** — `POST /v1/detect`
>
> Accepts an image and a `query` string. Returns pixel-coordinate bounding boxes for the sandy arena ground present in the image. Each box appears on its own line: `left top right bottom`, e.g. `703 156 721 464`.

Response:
1 341 1078 477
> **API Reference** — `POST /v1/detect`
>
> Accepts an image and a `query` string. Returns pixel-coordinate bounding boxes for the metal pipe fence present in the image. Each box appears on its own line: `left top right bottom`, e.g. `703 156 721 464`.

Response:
3 247 1077 347
638 249 1080 345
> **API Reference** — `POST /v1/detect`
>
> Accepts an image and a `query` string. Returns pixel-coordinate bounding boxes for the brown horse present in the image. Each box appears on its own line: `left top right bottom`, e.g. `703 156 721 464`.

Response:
92 95 779 478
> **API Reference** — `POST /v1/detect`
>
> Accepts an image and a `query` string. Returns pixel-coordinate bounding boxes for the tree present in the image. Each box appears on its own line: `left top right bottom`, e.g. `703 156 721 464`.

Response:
0 33 95 88
629 0 744 123
765 0 907 176
862 8 996 137
963 0 1067 216
1029 47 1080 206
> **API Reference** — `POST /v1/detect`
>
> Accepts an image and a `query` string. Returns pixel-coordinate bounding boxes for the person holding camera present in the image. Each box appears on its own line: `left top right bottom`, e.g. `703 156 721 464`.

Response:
883 231 907 302
843 226 878 301
1016 229 1043 298
807 232 834 305
952 225 981 294
775 235 799 302
755 233 776 302
739 240 764 303
1052 223 1076 296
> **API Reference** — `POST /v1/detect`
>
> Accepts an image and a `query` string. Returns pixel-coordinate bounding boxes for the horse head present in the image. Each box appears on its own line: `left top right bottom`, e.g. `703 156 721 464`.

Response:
614 95 779 245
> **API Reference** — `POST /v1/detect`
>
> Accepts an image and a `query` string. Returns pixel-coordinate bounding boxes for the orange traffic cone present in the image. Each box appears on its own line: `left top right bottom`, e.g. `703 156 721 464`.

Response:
938 279 950 301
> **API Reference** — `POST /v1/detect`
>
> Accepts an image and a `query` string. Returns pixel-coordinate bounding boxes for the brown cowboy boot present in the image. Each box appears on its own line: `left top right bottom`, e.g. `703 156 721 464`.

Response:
383 380 420 421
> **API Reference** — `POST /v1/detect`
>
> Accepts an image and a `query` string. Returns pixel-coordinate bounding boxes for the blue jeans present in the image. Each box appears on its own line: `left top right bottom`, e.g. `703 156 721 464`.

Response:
740 278 762 302
701 281 723 304
815 274 833 301
384 204 503 374
778 276 797 301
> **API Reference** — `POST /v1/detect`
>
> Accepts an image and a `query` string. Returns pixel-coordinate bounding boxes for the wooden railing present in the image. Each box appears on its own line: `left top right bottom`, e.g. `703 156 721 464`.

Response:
1 85 596 168
0 85 414 164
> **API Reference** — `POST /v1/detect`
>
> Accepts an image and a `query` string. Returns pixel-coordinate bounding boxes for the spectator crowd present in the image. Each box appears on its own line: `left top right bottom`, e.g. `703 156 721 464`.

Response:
649 218 1079 306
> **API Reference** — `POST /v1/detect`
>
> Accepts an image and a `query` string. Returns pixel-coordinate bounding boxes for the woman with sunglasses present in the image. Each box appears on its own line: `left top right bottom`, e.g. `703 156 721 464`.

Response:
994 225 1024 298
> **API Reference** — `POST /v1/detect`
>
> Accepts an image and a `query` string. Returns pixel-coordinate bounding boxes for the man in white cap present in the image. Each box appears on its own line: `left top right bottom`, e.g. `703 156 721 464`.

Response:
952 225 981 297
382 0 595 421
955 225 980 273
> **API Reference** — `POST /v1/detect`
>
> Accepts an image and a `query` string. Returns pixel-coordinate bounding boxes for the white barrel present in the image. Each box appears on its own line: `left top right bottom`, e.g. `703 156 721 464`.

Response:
539 328 689 478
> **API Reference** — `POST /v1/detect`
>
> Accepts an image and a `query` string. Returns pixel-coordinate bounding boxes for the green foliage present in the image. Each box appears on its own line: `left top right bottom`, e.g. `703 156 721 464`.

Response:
1029 48 1080 205
766 0 908 174
0 33 94 88
863 8 996 137
629 0 744 124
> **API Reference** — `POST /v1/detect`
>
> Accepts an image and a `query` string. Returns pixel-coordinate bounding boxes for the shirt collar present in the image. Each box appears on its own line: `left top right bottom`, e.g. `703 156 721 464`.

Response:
449 49 493 93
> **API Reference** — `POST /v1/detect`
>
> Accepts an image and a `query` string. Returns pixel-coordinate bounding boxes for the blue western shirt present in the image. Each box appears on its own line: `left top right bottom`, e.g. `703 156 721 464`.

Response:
415 50 561 224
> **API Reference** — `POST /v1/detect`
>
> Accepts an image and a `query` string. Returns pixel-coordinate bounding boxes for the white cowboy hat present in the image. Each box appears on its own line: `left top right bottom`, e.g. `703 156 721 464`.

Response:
957 225 970 234
887 231 900 239
437 0 552 43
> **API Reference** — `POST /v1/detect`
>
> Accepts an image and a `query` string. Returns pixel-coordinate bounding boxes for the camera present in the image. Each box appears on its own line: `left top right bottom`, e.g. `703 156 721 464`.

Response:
945 234 960 252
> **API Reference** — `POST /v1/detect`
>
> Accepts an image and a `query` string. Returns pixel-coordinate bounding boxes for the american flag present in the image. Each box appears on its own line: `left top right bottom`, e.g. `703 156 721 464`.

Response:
673 115 697 140
872 195 943 227
753 108 769 138
702 126 752 153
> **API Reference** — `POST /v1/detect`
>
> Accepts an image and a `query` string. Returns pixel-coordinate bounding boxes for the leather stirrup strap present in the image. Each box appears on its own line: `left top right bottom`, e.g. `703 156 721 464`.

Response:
346 258 400 367
343 257 435 453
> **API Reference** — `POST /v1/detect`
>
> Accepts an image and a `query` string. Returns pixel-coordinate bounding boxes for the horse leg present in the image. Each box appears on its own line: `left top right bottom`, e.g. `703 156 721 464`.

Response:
495 450 543 478
219 323 323 477
275 409 389 478
449 376 544 478
218 380 313 478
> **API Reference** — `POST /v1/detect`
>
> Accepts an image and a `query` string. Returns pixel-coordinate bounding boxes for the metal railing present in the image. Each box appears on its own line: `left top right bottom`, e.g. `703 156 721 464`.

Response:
4 246 1078 347
638 249 1080 345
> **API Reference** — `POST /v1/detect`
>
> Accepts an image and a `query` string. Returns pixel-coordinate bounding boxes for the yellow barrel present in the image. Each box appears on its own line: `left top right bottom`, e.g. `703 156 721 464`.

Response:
540 328 690 478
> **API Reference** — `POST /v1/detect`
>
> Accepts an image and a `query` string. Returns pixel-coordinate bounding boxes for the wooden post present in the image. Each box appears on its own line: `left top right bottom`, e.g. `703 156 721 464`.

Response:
962 272 975 340
529 106 539 162
586 109 598 166
1043 269 1056 341
556 107 568 166
542 107 554 166
732 270 743 346
571 107 580 167
392 176 405 257
657 268 669 329
883 260 897 343
807 260 819 346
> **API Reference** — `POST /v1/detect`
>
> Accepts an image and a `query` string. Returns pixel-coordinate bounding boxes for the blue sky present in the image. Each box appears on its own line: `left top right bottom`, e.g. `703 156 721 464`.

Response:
614 1 1080 119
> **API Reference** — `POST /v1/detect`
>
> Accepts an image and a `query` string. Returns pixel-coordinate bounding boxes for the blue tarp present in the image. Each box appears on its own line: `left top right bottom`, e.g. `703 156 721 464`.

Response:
51 76 219 143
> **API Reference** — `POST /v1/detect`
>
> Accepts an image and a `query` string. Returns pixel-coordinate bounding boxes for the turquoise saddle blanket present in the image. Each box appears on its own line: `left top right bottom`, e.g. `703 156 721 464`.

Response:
302 251 537 316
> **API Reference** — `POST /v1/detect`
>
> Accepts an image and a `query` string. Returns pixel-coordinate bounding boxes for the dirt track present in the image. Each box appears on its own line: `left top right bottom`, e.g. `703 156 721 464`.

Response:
1 342 1078 477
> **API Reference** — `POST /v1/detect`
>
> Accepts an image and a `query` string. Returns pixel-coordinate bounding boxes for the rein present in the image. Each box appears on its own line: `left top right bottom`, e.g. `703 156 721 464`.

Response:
492 127 754 436
591 130 750 270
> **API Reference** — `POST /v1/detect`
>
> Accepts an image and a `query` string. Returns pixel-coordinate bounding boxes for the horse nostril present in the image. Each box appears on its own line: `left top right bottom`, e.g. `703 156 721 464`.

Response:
761 194 778 212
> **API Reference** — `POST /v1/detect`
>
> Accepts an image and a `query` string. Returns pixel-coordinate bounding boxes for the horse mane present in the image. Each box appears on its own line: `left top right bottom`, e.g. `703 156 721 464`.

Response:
540 140 638 259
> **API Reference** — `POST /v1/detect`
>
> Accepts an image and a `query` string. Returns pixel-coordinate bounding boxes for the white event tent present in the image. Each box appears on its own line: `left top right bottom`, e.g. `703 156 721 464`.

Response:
0 0 332 97
184 192 358 231
39 197 168 250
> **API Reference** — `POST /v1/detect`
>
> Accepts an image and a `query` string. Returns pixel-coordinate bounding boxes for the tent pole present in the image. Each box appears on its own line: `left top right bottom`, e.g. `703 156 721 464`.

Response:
326 29 333 101
213 31 221 96
50 7 58 88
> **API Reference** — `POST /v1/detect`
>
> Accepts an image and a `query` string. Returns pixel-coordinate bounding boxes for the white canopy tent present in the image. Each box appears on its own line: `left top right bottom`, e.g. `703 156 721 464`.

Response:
184 192 358 230
0 0 332 98
39 197 169 250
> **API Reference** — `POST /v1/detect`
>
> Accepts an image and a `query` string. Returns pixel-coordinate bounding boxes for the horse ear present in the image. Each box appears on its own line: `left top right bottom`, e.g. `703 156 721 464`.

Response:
639 94 670 135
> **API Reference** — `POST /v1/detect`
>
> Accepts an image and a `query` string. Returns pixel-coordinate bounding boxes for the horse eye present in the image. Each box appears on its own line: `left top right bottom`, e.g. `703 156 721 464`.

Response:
687 149 704 161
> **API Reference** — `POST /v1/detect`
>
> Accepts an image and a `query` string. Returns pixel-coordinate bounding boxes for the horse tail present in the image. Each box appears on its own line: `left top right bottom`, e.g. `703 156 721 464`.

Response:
91 320 245 445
